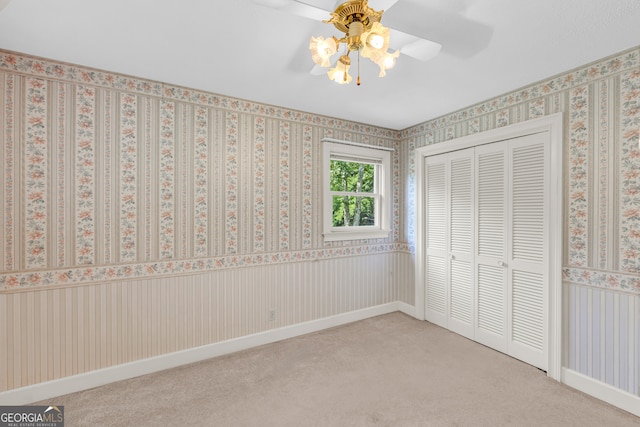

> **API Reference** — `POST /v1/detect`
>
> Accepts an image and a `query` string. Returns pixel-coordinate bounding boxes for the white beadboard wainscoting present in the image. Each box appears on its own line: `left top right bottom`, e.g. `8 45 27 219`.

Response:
0 251 415 403
563 282 640 416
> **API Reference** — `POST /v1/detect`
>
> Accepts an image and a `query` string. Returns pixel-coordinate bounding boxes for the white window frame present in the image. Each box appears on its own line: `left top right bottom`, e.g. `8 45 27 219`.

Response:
322 139 392 242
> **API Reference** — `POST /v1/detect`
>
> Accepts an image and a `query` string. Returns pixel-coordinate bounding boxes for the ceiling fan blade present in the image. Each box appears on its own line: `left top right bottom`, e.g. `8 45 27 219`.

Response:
252 0 329 22
388 28 442 62
310 64 327 76
382 2 492 58
0 0 11 12
369 0 399 12
400 39 442 62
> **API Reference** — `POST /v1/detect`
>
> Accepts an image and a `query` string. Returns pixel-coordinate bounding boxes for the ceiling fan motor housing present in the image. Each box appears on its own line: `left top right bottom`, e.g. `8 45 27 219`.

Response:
348 21 364 50
327 0 383 51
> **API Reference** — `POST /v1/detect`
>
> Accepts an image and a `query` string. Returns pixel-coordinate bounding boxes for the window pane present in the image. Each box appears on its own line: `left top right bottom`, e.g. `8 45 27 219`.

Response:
330 160 375 193
332 196 376 227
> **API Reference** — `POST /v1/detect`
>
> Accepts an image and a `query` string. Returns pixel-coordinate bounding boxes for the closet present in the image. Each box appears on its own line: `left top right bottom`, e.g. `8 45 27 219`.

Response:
423 131 549 371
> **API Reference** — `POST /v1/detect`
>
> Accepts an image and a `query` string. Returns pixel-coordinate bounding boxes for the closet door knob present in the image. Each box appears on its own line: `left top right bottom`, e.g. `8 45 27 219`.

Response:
497 261 506 267
450 254 455 260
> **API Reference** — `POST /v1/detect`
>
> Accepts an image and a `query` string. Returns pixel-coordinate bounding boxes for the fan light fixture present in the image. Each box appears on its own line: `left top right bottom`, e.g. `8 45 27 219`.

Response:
309 0 397 86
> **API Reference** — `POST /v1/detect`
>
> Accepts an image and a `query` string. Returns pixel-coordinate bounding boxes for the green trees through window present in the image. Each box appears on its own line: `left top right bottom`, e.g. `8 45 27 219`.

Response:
329 160 376 227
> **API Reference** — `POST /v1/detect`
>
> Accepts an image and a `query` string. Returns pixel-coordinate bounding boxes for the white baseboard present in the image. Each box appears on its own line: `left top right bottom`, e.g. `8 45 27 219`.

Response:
0 302 402 405
562 368 640 418
397 302 416 318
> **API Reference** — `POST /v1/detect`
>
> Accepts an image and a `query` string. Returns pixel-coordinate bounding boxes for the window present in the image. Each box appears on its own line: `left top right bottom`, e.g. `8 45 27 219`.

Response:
322 139 391 241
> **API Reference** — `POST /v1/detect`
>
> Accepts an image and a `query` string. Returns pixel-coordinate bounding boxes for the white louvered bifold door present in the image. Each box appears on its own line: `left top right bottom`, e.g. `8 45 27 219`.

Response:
424 150 475 338
474 141 509 354
507 133 548 371
423 132 549 371
447 150 475 339
425 154 449 328
473 133 549 371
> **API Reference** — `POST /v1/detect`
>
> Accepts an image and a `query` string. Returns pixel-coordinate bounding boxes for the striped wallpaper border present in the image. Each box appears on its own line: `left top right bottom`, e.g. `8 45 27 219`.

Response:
5 250 640 295
402 47 640 137
1 243 411 292
0 50 399 138
563 267 640 295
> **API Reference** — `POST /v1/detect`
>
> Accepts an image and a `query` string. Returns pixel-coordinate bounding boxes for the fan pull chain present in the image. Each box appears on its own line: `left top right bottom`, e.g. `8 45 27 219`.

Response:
357 52 361 86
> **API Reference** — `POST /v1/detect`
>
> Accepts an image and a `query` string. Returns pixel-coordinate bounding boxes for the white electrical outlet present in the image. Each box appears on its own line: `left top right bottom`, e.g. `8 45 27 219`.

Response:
269 309 276 321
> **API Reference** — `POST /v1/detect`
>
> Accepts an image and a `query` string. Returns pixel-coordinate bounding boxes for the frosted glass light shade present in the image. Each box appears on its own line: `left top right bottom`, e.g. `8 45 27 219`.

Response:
375 49 400 77
360 22 390 60
309 36 337 67
327 55 352 84
369 34 384 49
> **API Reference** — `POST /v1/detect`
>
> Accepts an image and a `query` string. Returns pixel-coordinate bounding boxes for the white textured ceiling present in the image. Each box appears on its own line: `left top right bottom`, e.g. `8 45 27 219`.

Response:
0 0 639 130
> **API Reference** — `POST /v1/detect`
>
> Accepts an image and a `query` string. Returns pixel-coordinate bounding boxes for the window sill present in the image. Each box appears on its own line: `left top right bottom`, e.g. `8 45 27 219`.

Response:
322 229 391 242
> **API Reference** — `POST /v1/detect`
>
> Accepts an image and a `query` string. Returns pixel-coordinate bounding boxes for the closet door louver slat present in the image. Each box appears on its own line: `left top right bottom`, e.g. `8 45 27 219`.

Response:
425 157 448 327
477 264 506 339
426 257 447 315
512 144 545 264
427 162 446 251
450 259 473 326
475 145 508 352
477 152 505 259
512 270 545 351
448 152 475 338
450 158 473 254
507 138 548 370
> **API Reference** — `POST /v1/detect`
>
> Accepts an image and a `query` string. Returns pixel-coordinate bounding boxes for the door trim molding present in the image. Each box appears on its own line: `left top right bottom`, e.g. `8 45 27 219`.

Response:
414 113 563 381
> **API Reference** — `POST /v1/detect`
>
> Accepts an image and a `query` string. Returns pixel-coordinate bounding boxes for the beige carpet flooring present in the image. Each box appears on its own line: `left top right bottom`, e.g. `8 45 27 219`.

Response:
36 312 639 426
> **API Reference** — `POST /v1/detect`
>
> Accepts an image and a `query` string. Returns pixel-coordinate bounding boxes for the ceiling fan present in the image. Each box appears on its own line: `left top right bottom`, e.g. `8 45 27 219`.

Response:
252 0 443 85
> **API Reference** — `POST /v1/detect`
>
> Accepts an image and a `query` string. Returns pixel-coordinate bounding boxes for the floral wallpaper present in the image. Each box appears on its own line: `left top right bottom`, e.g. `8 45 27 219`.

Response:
402 46 640 295
0 49 405 291
568 86 589 267
620 70 640 274
1 46 639 296
24 77 48 269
